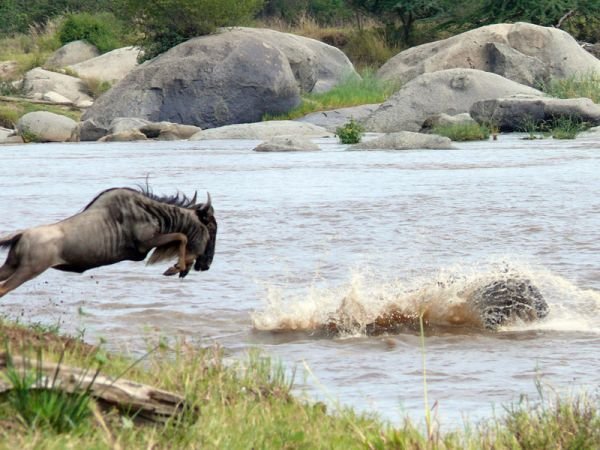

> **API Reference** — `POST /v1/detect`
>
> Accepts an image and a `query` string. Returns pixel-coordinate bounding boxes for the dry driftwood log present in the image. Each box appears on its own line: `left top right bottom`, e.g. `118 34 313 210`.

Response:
0 353 191 423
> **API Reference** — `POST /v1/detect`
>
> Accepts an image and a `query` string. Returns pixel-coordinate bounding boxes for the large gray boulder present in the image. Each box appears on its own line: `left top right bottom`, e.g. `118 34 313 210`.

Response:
67 46 141 83
364 68 543 133
17 111 78 142
295 104 381 132
470 96 600 131
350 131 454 150
377 22 600 87
21 67 93 107
82 31 301 129
45 40 100 68
232 27 359 93
190 120 332 140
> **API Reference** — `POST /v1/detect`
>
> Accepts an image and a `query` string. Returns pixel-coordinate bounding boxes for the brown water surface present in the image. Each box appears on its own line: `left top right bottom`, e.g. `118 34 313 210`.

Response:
1 133 599 426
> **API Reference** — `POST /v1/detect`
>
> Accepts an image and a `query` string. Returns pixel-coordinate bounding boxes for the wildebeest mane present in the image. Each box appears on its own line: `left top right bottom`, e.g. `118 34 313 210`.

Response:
82 186 198 211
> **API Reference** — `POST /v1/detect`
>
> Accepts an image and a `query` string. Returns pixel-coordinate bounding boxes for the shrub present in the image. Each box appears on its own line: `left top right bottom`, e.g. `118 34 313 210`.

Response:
432 122 491 141
58 12 123 53
122 0 265 62
336 118 364 144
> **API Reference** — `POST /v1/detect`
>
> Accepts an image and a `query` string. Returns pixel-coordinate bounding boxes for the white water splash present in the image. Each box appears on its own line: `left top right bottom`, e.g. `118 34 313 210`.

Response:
252 260 600 335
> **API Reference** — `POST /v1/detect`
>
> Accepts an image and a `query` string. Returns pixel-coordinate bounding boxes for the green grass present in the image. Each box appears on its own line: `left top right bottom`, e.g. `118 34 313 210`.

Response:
0 320 598 449
264 69 398 120
432 123 491 141
540 72 600 104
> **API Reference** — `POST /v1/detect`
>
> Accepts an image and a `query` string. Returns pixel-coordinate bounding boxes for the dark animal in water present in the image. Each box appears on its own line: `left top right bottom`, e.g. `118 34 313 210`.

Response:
0 187 217 297
322 278 549 336
468 278 549 330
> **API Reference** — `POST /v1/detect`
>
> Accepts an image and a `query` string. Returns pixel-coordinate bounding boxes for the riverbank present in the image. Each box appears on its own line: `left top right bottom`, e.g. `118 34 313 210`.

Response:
0 319 598 449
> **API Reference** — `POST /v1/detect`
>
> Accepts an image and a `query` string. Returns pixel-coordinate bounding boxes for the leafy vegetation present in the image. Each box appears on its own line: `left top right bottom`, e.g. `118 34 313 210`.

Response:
432 122 491 141
58 12 125 53
336 117 364 143
121 0 265 61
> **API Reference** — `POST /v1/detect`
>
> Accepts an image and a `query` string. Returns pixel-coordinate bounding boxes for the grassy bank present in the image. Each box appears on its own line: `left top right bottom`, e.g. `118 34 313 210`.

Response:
0 320 598 449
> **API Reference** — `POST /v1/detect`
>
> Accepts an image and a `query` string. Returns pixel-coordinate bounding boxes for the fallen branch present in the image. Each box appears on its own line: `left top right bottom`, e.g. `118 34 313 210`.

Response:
0 353 192 423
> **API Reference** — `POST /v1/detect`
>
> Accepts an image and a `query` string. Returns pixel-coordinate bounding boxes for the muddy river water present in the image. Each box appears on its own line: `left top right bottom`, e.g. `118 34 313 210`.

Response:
1 133 599 427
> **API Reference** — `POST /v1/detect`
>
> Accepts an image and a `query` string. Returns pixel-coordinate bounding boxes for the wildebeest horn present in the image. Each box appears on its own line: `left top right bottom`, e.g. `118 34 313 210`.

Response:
198 192 211 212
190 190 197 205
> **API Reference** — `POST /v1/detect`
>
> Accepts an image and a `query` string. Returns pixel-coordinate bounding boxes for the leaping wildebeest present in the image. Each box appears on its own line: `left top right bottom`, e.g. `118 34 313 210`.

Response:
0 187 217 297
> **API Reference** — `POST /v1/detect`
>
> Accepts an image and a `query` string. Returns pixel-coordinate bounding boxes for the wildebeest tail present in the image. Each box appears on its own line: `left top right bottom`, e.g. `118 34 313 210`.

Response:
0 232 21 249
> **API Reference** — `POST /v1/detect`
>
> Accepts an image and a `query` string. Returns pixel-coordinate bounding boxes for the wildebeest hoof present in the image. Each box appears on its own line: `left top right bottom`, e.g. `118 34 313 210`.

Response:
163 265 180 276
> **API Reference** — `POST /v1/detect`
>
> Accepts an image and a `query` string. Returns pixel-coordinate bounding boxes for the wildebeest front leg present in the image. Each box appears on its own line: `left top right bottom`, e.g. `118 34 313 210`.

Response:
142 233 189 276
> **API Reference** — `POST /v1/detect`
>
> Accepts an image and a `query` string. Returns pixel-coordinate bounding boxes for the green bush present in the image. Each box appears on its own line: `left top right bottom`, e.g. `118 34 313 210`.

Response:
58 12 123 53
122 0 265 62
432 122 491 141
336 118 364 144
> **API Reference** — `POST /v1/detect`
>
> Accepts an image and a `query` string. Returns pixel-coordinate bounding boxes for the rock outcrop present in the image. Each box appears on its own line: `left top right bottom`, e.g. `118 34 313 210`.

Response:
295 104 380 132
350 131 455 150
17 111 79 142
45 40 100 68
21 67 93 107
364 68 543 133
377 22 600 87
81 31 302 129
470 96 600 131
253 135 320 152
67 46 141 83
190 120 332 140
232 27 359 93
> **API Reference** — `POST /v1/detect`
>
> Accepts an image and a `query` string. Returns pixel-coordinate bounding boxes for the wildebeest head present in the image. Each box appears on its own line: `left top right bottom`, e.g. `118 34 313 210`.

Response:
192 193 217 272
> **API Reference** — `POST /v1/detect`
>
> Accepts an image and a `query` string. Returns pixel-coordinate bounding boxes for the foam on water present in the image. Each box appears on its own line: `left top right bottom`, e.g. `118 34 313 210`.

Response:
252 260 600 336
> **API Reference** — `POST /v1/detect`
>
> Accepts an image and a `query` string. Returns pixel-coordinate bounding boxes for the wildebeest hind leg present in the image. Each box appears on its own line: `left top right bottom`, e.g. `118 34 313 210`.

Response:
0 263 16 282
0 265 46 298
